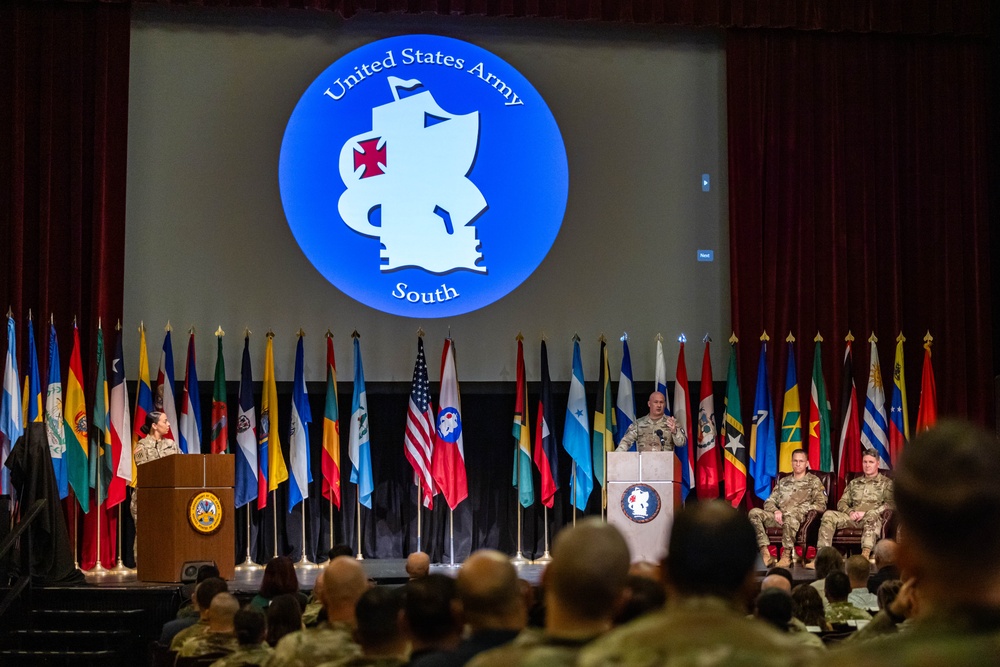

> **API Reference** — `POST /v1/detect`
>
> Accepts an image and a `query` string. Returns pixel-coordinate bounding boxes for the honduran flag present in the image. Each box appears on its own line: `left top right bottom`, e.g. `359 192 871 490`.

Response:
288 335 313 511
563 339 592 511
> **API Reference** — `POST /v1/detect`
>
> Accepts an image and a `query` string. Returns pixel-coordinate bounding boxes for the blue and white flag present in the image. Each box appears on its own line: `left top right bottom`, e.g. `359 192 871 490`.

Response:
288 335 313 510
234 336 258 509
861 337 891 469
179 333 202 454
654 337 672 415
349 337 374 508
1 316 24 494
750 341 777 500
45 323 68 499
615 336 636 447
563 340 592 511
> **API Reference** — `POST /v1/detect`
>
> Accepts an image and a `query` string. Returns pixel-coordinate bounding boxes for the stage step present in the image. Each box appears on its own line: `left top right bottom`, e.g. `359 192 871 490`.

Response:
0 647 119 666
0 604 146 666
29 607 145 630
2 628 132 650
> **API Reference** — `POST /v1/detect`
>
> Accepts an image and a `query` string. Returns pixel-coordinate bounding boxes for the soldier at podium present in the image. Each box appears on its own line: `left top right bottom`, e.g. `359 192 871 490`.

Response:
130 411 180 556
615 392 687 452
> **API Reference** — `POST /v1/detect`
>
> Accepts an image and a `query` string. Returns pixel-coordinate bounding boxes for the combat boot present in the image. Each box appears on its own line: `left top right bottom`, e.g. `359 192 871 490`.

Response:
759 546 776 567
804 559 816 570
861 547 872 562
775 549 792 568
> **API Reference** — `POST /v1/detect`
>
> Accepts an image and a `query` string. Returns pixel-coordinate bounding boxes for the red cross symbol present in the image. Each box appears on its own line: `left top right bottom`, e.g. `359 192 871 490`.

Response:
354 138 386 178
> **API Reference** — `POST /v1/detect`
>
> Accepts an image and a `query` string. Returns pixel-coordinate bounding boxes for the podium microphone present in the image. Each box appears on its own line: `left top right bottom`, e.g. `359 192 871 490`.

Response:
655 429 666 449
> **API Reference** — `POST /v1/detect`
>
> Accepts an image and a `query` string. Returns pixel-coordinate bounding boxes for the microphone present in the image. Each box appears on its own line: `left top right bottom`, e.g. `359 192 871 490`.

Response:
655 429 666 449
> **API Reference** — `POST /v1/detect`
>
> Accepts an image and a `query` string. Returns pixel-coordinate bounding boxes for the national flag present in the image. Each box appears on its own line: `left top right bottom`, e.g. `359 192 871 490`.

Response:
235 335 258 509
654 337 672 415
321 335 341 508
156 329 178 442
261 334 288 500
615 337 636 447
778 338 802 473
404 337 435 509
591 341 615 497
888 335 910 466
65 324 89 511
130 326 153 486
807 338 834 472
861 337 890 469
430 338 468 510
915 334 937 433
673 338 693 501
564 339 592 511
349 336 374 509
837 338 863 491
0 315 23 493
512 338 534 508
749 340 777 500
45 323 69 499
23 318 42 425
695 339 719 499
210 334 228 454
179 333 202 455
533 341 559 508
288 335 312 511
108 329 132 507
721 340 747 507
89 325 111 508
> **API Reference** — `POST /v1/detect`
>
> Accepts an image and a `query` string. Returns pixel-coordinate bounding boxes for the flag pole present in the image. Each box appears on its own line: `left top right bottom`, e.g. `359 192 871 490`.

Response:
355 492 364 560
448 507 455 567
511 333 528 566
571 464 577 526
271 490 278 558
296 501 317 569
235 505 260 572
416 479 422 553
109 504 133 574
73 501 79 570
328 495 334 553
535 506 552 564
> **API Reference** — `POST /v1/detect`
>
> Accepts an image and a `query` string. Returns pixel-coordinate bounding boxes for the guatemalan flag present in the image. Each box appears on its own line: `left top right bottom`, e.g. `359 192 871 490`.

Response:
349 336 374 509
288 335 313 511
235 336 258 509
179 333 202 454
157 329 178 442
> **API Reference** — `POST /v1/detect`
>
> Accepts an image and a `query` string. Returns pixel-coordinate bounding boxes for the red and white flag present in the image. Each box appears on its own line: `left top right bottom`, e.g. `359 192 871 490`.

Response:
430 339 468 510
695 338 719 499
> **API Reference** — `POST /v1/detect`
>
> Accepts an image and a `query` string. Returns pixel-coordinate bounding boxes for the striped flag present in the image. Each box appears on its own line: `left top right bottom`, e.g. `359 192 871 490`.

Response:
591 341 615 498
564 339 592 511
533 341 559 508
512 338 534 508
288 335 312 511
674 337 693 501
722 340 747 507
807 337 834 472
615 337 635 447
65 324 89 511
45 322 69 499
210 334 228 454
130 326 153 486
108 329 132 507
349 336 374 508
778 337 802 473
156 329 178 442
179 333 202 454
654 337 672 414
404 337 435 509
888 334 910 466
430 338 468 510
321 335 341 508
837 338 864 493
0 315 23 493
750 340 777 500
235 335 258 509
695 338 719 499
23 318 42 425
89 326 111 508
262 334 288 499
915 334 937 433
861 336 890 469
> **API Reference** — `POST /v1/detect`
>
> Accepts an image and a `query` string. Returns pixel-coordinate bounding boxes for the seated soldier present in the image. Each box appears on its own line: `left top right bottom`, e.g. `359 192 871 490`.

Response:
749 449 827 567
176 592 240 659
824 571 872 624
809 449 893 567
170 577 230 651
210 606 273 667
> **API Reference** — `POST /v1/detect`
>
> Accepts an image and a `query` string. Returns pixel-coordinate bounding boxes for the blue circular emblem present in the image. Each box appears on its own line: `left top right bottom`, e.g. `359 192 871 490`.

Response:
279 35 569 318
621 483 661 524
436 407 462 442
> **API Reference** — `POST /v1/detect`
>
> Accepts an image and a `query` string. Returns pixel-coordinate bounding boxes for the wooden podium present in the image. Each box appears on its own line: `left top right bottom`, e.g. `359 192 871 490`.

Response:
607 451 681 563
136 454 235 582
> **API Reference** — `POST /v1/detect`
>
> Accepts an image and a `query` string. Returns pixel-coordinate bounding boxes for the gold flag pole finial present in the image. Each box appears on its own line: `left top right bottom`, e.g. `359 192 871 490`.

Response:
6 307 11 318
541 331 547 342
28 308 32 321
297 328 305 338
189 324 196 335
760 330 770 342
703 333 712 344
729 332 738 344
814 331 823 342
98 317 102 330
416 327 425 338
116 319 121 332
351 330 360 339
165 321 172 332
216 326 225 338
326 329 333 339
51 313 54 326
845 330 855 342
678 333 686 343
73 315 77 327
266 329 275 340
896 331 905 343
572 333 580 343
138 320 144 334
515 331 523 342
923 330 934 351
868 332 878 344
598 333 607 344
244 326 252 338
785 331 795 343
655 332 663 342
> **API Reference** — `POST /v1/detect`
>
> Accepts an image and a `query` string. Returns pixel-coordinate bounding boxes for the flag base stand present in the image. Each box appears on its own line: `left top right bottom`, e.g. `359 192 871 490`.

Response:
108 558 136 575
83 563 112 579
533 551 552 564
235 557 262 574
294 557 319 571
510 552 530 566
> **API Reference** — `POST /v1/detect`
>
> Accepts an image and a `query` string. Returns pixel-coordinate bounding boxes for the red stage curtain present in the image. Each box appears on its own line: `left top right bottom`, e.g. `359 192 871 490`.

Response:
726 28 991 427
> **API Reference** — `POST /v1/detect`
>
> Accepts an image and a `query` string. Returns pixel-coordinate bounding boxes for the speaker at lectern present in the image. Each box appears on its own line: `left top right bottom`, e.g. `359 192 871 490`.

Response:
607 451 681 563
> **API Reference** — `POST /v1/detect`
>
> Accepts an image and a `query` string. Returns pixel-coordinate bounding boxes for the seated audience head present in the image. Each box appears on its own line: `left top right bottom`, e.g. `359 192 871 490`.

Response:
403 573 460 649
259 556 299 598
824 571 851 603
208 593 240 632
613 574 667 625
876 579 902 611
321 556 369 626
234 606 266 647
894 420 1000 607
845 555 871 589
354 587 407 658
791 584 829 630
761 573 792 593
813 547 845 580
195 577 229 618
266 593 303 646
405 551 431 580
872 539 898 571
328 544 354 560
456 549 526 631
664 500 758 605
754 588 794 631
196 563 221 583
766 567 794 589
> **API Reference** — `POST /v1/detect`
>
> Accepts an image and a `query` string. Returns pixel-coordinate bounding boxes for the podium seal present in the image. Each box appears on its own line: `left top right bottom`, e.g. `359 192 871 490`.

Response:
621 483 661 524
188 492 224 535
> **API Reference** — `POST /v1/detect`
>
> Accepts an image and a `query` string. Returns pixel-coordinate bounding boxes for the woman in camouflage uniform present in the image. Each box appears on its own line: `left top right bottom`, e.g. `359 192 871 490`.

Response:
130 411 180 556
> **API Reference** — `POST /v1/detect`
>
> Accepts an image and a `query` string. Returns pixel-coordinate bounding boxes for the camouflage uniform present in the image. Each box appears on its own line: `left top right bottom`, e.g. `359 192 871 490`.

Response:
748 474 827 550
467 627 597 667
177 630 240 658
577 596 814 667
210 643 274 667
825 601 872 624
317 657 406 667
130 435 180 525
263 621 361 667
615 415 686 452
817 473 893 551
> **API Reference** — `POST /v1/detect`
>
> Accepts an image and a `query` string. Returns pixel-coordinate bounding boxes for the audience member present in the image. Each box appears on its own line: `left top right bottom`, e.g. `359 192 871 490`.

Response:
265 556 365 667
253 557 308 611
613 574 667 626
169 577 229 650
754 588 825 652
177 564 222 620
749 449 827 567
579 501 811 666
845 555 878 611
403 574 462 662
824 571 872 623
405 551 431 580
761 573 792 593
867 539 900 594
334 587 408 667
768 567 795 589
267 594 305 647
177 592 241 658
328 545 354 560
410 549 526 667
809 547 844 606
791 584 831 632
876 579 902 611
211 606 272 667
468 519 631 667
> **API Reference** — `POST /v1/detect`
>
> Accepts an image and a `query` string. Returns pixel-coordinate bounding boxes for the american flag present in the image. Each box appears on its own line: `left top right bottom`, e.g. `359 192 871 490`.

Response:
405 338 437 508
